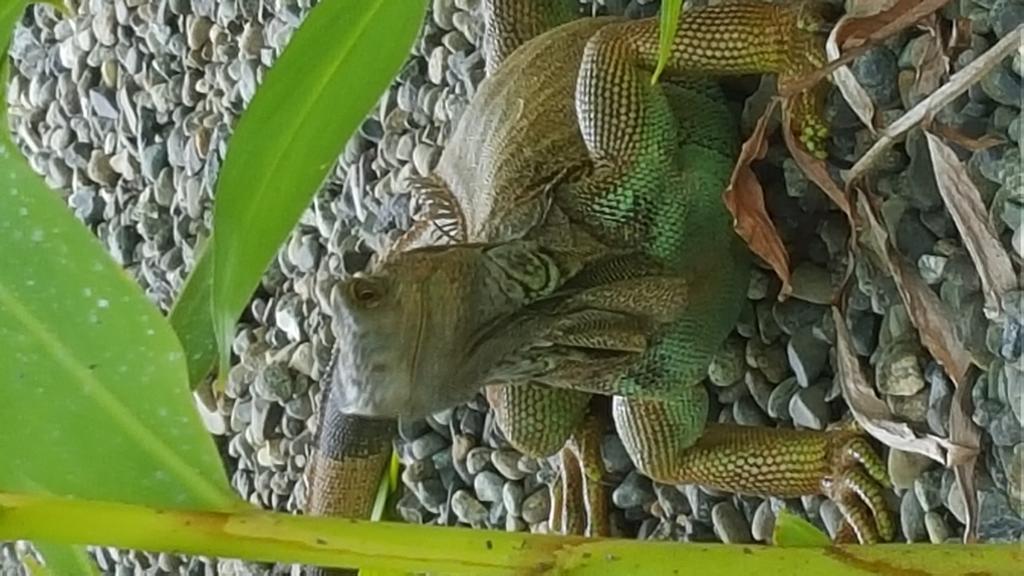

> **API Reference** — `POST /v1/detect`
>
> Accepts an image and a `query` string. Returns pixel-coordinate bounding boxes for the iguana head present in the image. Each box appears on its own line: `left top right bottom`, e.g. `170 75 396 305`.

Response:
328 241 562 418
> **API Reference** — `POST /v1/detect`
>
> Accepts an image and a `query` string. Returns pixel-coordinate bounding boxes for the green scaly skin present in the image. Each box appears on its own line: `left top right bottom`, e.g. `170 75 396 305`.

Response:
310 3 894 562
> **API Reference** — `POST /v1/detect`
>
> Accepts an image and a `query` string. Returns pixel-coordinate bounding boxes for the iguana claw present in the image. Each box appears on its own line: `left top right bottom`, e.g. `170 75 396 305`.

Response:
823 433 895 543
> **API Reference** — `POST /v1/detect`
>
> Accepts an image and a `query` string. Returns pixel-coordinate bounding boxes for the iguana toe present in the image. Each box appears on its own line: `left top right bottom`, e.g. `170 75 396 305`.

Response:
823 433 895 543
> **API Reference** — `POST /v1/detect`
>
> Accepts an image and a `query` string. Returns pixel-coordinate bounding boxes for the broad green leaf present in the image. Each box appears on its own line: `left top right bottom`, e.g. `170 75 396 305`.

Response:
212 0 428 375
652 0 683 84
168 236 217 388
772 509 831 546
2 4 102 572
0 20 236 519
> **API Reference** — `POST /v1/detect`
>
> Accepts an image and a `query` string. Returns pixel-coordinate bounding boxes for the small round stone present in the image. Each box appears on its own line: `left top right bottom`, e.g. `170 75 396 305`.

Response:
711 501 753 543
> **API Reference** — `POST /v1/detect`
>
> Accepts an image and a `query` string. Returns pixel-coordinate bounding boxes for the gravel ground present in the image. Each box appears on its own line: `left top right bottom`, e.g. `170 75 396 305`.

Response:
2 0 1022 574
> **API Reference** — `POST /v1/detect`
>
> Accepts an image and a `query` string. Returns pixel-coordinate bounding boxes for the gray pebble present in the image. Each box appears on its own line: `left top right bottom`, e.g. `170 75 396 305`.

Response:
789 263 833 305
786 328 829 388
466 446 493 475
708 335 747 387
612 470 654 510
900 489 927 542
411 432 448 460
789 385 829 430
601 433 634 474
521 488 551 525
767 377 800 420
711 501 752 543
819 499 844 540
451 489 488 526
685 484 715 523
888 449 935 491
253 362 293 403
502 481 524 517
876 340 926 396
491 449 526 480
924 511 950 544
732 396 769 427
745 370 774 414
751 500 776 542
473 470 504 503
250 397 282 444
652 482 689 519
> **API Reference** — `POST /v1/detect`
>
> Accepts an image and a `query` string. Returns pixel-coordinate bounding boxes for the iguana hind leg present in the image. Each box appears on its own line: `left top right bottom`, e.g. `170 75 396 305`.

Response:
486 382 609 537
614 406 896 543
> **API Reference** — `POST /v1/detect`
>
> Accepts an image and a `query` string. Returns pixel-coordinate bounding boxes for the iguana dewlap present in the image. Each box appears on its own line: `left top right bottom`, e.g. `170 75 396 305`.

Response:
321 0 894 545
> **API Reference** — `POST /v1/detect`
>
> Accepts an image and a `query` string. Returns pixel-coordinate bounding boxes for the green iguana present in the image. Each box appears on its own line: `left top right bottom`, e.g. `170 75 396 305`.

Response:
304 2 894 565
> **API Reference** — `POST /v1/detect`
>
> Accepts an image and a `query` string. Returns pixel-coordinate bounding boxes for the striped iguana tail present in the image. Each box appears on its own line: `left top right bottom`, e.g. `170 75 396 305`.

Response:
303 369 397 576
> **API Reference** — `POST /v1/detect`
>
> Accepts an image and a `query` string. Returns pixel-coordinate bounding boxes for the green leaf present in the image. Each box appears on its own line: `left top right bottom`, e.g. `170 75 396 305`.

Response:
168 236 217 388
0 8 236 515
211 0 428 375
652 0 683 84
4 492 1021 576
772 509 831 547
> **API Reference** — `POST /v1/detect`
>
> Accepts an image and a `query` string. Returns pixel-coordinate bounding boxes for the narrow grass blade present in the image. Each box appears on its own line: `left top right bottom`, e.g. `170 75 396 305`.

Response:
168 237 216 388
652 0 683 84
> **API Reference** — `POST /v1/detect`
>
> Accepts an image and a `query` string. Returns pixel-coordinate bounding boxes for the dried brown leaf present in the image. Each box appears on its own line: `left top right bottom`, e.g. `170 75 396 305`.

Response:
781 0 953 96
950 382 981 543
912 17 950 100
857 192 973 384
724 100 792 296
827 18 877 131
835 0 953 50
949 17 973 51
844 0 901 18
847 24 1024 183
832 306 948 464
925 131 1018 318
931 122 1006 151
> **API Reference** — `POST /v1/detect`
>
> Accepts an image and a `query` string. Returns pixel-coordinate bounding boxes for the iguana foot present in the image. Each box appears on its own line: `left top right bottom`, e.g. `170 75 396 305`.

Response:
819 431 895 543
614 405 895 544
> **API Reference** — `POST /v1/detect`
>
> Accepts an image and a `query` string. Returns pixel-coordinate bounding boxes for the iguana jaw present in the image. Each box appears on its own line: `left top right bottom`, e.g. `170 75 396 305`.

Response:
328 242 557 419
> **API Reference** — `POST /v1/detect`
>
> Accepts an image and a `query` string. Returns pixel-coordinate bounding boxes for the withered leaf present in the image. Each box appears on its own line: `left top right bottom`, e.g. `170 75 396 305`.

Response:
826 17 877 131
723 100 792 296
847 24 1024 183
781 0 954 96
832 306 948 465
925 131 1018 319
857 192 973 384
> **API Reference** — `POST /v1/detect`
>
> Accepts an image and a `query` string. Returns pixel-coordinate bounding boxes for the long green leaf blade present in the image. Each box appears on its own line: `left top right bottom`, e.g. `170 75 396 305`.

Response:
168 237 216 388
212 0 427 374
652 0 683 84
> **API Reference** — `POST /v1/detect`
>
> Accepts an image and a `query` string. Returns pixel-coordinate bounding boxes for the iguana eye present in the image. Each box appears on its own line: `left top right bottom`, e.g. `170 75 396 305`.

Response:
348 277 384 308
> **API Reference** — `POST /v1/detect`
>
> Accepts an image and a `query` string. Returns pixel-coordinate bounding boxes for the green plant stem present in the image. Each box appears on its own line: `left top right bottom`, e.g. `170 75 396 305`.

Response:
1 493 1017 575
